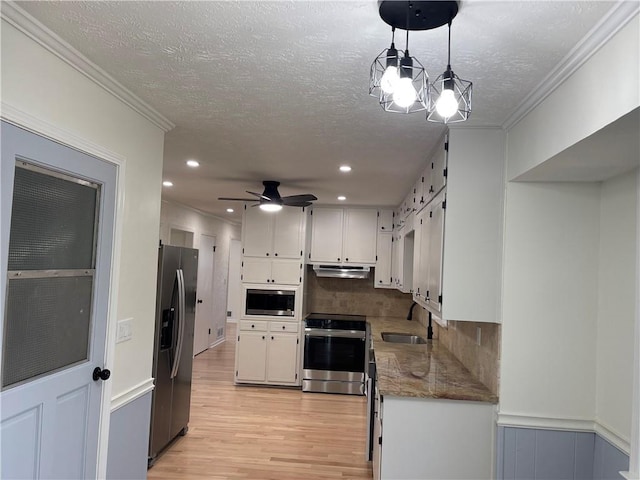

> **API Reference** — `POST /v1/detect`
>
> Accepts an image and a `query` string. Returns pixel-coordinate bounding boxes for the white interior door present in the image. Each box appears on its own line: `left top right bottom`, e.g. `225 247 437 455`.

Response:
194 234 215 355
0 121 117 479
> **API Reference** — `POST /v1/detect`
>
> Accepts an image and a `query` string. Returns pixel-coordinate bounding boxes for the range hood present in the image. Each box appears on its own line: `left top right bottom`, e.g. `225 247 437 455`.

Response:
312 265 370 279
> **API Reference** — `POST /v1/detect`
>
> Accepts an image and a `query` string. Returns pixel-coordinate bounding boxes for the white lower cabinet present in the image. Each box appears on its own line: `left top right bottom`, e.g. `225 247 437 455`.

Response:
265 333 299 383
235 320 300 385
373 395 495 480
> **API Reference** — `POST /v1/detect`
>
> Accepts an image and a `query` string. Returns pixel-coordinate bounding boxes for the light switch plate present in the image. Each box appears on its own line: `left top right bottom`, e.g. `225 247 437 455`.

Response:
116 318 133 343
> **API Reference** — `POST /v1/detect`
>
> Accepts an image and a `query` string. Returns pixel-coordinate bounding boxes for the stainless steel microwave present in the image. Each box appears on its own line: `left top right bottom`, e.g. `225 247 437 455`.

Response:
245 288 295 317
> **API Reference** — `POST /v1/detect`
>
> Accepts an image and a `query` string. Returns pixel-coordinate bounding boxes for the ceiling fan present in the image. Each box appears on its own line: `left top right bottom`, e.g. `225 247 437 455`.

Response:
218 181 317 212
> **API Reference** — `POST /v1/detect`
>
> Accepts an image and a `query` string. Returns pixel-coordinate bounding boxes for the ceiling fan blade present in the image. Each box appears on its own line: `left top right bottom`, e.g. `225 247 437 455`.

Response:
282 194 317 205
283 201 313 208
246 190 271 201
218 197 256 202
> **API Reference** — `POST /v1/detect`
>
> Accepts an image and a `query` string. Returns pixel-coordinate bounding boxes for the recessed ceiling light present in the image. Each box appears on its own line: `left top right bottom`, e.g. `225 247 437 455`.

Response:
186 160 200 168
339 165 352 172
226 208 234 213
337 195 346 201
162 181 173 187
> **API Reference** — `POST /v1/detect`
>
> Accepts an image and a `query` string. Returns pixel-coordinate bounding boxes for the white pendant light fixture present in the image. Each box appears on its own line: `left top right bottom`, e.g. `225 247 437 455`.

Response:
427 20 472 124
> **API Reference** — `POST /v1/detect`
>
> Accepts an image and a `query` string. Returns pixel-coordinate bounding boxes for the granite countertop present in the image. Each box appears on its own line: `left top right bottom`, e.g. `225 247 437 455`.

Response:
368 316 498 404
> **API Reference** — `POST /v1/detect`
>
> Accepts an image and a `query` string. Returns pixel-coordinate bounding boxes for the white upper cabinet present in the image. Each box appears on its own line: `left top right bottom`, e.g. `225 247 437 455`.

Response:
242 205 305 258
429 139 448 199
426 192 445 313
242 205 273 257
374 232 393 288
414 170 428 212
343 209 378 263
309 207 378 264
413 207 430 303
393 226 414 294
309 207 344 262
377 209 394 232
272 207 305 258
408 128 504 324
242 257 301 285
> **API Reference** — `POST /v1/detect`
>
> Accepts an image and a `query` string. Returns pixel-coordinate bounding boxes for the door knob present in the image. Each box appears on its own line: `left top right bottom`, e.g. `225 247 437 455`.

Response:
197 299 203 304
93 367 111 382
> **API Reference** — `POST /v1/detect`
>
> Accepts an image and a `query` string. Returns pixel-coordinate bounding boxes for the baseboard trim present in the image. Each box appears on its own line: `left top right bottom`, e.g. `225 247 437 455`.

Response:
497 412 630 455
110 378 154 412
209 337 225 349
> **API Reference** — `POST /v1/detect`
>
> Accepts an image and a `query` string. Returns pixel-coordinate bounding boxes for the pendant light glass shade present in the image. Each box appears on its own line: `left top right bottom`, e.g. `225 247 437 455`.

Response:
427 22 472 123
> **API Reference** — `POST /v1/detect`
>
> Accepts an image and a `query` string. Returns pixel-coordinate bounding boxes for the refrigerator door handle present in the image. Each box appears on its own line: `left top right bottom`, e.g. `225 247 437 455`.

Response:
170 269 186 379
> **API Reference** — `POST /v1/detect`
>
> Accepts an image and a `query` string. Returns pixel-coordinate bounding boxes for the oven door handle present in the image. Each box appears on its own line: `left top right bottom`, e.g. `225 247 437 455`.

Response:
304 328 366 339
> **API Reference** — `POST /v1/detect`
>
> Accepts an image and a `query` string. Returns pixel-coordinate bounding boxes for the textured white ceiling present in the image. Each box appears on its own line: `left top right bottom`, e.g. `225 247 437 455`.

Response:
15 1 615 220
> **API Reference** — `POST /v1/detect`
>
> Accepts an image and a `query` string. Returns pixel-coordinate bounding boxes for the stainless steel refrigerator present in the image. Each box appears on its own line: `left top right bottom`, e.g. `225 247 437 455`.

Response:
148 244 198 466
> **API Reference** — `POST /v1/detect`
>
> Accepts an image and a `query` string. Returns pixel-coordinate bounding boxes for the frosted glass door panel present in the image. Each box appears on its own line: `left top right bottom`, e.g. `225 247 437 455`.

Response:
8 166 97 271
3 276 93 388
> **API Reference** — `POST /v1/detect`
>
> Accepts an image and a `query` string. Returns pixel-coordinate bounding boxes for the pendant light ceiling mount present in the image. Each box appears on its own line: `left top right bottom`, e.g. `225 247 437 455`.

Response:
378 0 459 32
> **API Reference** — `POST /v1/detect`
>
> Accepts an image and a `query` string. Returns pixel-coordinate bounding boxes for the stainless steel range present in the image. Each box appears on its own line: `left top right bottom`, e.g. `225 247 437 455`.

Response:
302 313 369 395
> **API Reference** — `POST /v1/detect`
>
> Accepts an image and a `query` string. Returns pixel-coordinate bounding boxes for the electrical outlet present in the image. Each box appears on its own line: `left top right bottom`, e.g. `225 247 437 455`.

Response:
476 327 481 346
116 318 133 343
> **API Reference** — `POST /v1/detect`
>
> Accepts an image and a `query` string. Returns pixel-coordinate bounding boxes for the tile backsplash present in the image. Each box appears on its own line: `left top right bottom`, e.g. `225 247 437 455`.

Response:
305 267 414 317
414 307 500 395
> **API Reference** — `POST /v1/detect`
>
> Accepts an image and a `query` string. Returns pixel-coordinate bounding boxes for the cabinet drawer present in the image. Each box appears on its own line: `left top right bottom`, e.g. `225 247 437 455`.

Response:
239 320 268 332
270 321 299 333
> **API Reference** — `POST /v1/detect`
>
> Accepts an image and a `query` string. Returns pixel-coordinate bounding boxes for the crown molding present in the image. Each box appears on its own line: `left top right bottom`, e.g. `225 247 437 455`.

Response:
161 199 242 227
1 1 175 133
502 1 640 131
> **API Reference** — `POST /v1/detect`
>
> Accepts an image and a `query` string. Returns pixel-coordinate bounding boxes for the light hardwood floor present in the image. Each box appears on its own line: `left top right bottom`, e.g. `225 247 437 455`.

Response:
147 323 372 479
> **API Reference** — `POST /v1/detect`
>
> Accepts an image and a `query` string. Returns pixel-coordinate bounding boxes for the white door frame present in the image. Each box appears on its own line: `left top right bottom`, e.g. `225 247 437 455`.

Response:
1 102 126 479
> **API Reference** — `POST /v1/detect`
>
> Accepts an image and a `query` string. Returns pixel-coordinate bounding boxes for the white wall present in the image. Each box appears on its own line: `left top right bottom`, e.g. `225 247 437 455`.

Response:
1 20 165 400
159 201 240 343
507 13 639 180
500 182 600 421
596 169 638 441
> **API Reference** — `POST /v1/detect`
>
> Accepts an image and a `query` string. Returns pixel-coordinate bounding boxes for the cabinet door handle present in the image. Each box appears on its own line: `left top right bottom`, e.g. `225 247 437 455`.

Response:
282 325 286 330
345 258 349 262
271 336 274 340
274 253 278 256
262 336 265 340
251 324 255 328
266 252 269 256
337 257 340 261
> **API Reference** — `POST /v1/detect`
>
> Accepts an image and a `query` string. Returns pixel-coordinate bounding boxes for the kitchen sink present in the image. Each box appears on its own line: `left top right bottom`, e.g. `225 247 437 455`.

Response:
381 332 427 344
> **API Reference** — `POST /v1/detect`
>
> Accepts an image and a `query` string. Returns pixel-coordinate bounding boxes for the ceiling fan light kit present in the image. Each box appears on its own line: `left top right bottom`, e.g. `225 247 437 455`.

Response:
370 0 473 123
